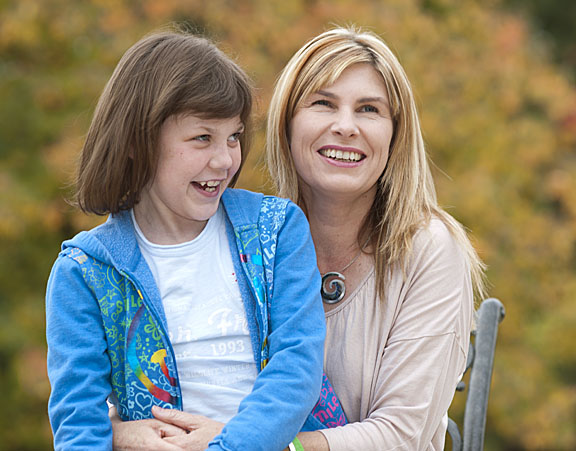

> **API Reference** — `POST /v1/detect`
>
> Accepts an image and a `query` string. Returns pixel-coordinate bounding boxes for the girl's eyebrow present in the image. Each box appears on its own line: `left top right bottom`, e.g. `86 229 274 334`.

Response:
196 126 217 133
194 122 244 134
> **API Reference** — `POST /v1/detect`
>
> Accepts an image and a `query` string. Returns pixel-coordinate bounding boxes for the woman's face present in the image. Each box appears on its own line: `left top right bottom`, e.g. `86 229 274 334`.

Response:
289 63 393 204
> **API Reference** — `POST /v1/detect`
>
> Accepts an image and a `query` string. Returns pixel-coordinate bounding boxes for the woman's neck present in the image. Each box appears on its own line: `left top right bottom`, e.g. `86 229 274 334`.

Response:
302 190 373 274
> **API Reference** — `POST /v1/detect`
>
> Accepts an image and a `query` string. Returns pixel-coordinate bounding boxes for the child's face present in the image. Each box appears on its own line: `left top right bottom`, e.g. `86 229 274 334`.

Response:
137 114 243 243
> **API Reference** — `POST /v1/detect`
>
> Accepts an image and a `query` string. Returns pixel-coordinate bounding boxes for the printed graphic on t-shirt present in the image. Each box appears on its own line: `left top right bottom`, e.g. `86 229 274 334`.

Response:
133 207 257 422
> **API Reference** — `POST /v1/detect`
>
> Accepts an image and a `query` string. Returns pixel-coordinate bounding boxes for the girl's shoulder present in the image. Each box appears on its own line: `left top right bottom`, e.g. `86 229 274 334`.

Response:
223 188 296 225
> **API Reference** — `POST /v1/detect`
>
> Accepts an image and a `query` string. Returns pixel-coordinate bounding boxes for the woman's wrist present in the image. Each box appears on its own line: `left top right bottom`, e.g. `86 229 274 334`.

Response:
289 436 305 451
292 431 330 451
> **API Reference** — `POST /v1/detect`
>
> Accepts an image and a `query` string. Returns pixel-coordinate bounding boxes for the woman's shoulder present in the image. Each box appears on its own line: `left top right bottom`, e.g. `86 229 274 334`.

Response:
409 215 467 268
415 215 453 240
414 215 460 247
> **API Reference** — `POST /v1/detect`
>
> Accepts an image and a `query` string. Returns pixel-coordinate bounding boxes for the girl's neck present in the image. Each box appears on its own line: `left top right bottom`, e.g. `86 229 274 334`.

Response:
133 200 207 245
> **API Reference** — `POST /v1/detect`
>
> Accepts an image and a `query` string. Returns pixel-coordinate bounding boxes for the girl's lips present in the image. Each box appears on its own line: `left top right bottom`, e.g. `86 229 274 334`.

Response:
191 180 222 197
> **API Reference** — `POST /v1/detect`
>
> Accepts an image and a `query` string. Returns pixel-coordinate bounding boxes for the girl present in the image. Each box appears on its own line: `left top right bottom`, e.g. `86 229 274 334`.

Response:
46 29 327 451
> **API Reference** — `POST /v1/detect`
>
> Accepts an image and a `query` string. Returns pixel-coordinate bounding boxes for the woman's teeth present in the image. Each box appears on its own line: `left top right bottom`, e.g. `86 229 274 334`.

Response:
320 149 363 162
197 181 220 192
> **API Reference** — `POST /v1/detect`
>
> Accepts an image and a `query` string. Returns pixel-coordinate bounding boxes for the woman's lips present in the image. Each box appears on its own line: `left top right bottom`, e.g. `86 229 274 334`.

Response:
318 146 366 164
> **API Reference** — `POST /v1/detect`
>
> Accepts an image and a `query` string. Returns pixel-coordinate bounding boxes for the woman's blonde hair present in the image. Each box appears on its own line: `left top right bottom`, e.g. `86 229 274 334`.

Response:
266 26 485 301
75 27 253 215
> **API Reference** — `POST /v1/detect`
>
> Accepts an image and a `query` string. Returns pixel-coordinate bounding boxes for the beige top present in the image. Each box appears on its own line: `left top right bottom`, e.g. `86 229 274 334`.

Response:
320 219 473 451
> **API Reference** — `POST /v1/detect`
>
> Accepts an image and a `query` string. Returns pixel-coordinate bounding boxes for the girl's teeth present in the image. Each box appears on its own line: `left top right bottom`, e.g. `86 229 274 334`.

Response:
197 181 220 192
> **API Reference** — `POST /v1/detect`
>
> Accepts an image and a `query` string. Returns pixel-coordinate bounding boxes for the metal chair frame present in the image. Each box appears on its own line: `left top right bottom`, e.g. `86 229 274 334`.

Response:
447 297 505 451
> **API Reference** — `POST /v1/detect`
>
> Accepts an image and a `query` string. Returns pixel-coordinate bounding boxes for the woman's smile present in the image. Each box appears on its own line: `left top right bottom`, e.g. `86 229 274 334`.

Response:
317 145 366 165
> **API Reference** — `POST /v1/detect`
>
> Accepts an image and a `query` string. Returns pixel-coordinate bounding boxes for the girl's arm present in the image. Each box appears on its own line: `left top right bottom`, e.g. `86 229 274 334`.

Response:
208 201 326 451
46 252 114 450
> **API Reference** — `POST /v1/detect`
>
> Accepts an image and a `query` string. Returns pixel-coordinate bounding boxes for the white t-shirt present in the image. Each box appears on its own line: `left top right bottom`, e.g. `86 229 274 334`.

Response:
132 207 257 423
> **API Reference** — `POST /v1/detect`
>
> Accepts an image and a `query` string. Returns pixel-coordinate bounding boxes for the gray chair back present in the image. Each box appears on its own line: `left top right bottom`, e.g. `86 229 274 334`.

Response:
447 297 505 451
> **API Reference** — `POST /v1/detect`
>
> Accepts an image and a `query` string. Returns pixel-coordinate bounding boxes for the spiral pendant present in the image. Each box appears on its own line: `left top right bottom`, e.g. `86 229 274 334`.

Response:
321 272 346 304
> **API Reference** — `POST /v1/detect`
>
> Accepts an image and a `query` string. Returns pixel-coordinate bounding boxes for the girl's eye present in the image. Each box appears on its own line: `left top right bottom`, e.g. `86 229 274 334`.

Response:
359 105 379 113
192 134 210 142
228 132 242 143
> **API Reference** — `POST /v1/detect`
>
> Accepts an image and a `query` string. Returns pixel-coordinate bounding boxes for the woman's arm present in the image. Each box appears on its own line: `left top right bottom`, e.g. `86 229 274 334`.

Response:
296 431 331 450
319 221 474 451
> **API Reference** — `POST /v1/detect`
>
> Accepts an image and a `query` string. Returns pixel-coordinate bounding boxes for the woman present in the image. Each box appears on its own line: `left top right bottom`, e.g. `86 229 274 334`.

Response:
113 26 485 451
265 26 485 450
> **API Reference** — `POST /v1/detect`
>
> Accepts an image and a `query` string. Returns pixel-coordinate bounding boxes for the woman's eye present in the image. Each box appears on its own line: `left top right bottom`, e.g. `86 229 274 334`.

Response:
311 99 333 108
192 134 210 142
359 105 379 113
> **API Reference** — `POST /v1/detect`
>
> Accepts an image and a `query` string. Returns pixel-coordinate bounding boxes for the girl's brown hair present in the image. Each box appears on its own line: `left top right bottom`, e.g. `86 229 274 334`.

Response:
75 28 253 215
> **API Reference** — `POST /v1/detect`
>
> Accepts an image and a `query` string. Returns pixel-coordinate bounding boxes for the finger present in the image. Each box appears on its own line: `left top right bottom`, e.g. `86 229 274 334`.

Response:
153 439 185 451
152 406 206 430
159 422 189 438
109 406 121 423
164 435 204 451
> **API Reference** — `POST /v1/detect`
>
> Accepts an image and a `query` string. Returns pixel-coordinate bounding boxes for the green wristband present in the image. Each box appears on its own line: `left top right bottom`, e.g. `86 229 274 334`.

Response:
293 437 305 451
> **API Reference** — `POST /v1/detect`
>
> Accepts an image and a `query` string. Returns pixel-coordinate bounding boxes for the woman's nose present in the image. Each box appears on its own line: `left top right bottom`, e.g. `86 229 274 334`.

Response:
330 109 359 138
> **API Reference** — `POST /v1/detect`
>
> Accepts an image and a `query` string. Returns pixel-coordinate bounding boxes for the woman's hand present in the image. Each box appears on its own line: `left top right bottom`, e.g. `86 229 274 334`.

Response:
152 406 225 451
109 406 187 450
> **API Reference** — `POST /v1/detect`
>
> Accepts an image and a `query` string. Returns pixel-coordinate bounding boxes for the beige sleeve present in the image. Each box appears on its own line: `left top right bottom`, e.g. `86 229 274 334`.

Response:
321 220 473 451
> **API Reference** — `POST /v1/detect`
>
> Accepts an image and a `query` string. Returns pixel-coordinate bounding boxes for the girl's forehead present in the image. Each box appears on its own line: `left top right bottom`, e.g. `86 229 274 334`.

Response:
172 113 243 125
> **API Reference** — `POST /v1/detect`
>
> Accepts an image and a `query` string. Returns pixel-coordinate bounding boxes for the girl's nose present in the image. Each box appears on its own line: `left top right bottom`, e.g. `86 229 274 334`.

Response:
209 143 234 170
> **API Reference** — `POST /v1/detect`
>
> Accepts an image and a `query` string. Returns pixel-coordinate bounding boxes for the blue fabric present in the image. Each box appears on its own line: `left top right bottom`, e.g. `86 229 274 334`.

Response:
46 188 326 451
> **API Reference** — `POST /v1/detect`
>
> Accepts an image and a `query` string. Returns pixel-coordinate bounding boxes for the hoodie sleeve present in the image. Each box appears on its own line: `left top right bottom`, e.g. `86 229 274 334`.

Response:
46 250 113 450
208 201 325 451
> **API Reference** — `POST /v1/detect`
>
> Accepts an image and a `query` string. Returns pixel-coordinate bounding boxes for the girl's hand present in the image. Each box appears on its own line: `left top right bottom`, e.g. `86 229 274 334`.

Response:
109 406 187 450
152 406 225 451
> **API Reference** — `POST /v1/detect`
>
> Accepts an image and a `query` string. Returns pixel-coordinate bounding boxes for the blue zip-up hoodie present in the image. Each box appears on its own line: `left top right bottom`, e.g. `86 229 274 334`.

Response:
46 189 326 451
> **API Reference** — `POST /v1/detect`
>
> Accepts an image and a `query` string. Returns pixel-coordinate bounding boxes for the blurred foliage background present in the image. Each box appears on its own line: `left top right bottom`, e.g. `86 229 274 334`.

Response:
1 0 575 449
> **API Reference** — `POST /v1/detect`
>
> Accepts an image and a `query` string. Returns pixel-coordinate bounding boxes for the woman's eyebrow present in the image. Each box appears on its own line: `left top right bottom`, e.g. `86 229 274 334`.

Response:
315 91 389 106
315 89 337 98
358 96 387 103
